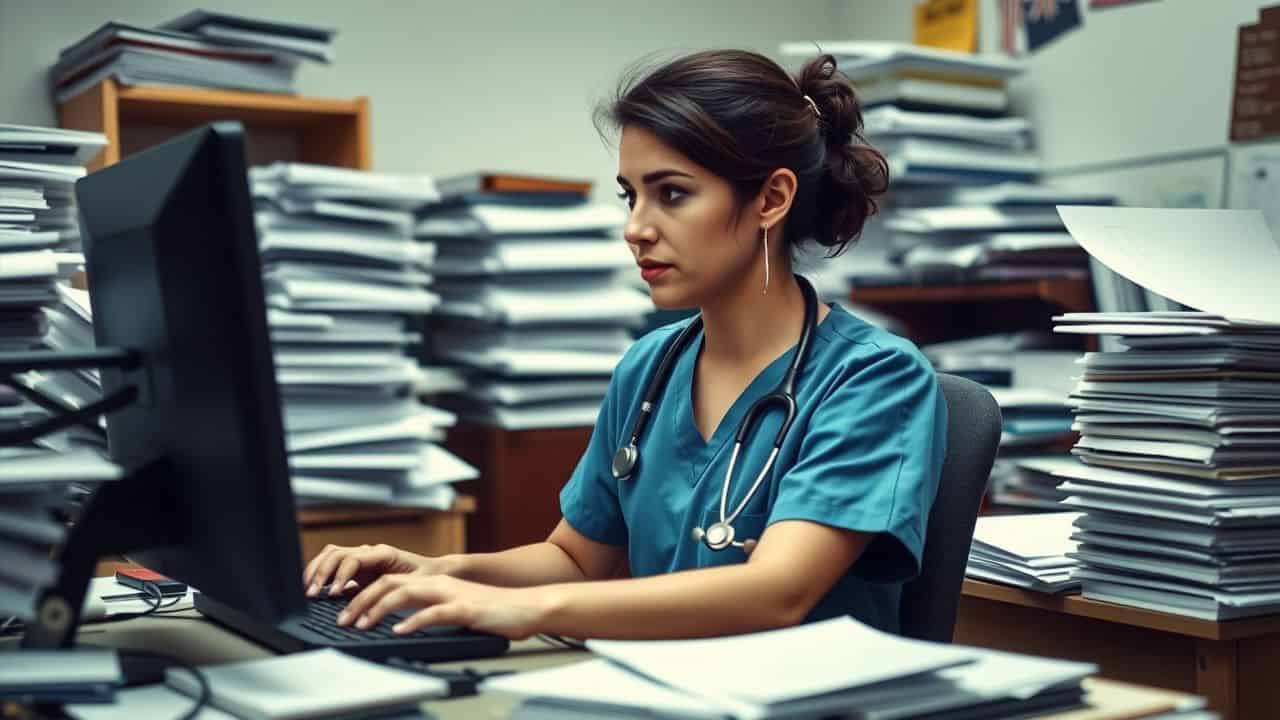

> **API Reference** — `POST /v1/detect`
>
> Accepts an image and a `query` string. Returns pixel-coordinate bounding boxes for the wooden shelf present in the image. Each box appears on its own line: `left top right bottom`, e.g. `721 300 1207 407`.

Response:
58 79 370 171
963 579 1280 641
851 277 1094 311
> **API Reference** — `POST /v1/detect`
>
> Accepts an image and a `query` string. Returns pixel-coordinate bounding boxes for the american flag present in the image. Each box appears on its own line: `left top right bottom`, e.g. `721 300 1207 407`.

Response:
1001 0 1023 55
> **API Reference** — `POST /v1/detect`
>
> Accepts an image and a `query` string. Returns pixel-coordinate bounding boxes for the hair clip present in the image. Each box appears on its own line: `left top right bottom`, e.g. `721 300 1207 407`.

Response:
802 94 822 119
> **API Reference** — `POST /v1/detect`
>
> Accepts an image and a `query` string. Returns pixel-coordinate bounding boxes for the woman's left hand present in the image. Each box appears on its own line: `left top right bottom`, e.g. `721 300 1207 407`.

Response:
335 573 545 640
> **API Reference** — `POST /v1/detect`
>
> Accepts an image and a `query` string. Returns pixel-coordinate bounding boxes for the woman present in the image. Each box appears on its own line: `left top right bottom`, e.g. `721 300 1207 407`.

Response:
303 49 947 641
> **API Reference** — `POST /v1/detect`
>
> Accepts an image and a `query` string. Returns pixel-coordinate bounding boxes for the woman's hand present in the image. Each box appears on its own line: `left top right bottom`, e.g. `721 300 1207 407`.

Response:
302 543 455 597
336 573 548 641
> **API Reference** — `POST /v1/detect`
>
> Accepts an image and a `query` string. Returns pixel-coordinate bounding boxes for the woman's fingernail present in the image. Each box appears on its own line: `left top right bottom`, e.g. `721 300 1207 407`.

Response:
307 584 318 596
337 611 349 625
392 622 407 634
356 616 370 630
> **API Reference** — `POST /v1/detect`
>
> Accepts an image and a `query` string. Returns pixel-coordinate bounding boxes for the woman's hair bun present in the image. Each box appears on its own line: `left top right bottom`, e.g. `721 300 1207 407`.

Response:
796 53 889 254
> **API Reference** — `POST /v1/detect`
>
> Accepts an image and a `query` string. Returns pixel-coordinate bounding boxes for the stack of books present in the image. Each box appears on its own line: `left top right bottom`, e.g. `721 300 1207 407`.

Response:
966 512 1082 593
418 173 651 430
250 163 477 509
50 11 336 103
486 616 1100 719
1049 206 1280 620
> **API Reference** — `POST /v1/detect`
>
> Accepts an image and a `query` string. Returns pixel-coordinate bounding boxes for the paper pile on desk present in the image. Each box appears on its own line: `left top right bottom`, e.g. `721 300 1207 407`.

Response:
251 163 474 509
966 512 1081 593
486 616 1095 719
0 125 122 621
1052 207 1280 620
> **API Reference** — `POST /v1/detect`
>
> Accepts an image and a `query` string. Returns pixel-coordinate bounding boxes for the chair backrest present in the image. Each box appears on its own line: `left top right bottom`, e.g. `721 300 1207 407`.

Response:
899 373 1002 642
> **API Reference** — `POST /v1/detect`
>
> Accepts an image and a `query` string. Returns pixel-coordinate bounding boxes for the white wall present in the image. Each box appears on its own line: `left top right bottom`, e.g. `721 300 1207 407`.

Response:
836 0 1271 171
0 0 844 199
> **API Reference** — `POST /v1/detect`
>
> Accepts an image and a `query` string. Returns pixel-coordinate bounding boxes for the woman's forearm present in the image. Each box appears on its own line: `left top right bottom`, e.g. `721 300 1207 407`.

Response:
442 541 589 588
530 563 806 640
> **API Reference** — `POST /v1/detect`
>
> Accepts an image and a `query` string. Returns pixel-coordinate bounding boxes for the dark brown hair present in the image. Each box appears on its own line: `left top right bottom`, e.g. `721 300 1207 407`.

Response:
596 49 888 256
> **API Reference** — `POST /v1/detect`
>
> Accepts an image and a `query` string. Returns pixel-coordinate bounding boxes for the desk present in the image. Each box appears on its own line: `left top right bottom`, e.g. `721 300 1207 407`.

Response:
45 610 1201 719
956 579 1280 719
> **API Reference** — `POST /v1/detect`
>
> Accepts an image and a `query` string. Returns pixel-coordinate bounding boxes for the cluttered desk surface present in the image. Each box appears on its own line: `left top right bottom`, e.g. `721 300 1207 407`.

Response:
14 607 1202 720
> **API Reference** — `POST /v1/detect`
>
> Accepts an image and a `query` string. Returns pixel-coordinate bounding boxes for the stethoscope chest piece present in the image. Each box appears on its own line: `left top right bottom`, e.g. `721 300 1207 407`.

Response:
691 522 735 551
611 444 638 480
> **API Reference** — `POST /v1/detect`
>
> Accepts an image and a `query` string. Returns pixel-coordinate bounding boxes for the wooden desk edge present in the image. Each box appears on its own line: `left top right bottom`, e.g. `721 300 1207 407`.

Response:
962 578 1280 641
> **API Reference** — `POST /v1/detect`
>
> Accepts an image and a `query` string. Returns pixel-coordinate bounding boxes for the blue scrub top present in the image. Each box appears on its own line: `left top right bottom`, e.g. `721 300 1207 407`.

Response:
559 303 947 633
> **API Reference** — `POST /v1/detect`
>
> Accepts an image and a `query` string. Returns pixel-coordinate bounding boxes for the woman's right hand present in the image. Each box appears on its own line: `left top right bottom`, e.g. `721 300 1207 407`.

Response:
303 543 446 597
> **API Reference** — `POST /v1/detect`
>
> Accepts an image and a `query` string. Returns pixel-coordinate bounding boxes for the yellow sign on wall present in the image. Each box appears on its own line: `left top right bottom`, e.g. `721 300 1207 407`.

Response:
914 0 979 53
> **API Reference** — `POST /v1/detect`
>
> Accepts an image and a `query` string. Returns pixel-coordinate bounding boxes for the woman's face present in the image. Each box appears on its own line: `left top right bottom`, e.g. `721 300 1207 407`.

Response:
616 125 760 310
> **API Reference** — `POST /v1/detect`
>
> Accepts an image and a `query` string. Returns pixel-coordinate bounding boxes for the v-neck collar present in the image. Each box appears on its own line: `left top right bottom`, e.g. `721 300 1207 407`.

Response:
670 327 793 485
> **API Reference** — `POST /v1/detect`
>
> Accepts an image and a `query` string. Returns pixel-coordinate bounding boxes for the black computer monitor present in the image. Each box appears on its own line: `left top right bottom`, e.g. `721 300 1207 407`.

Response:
78 122 305 622
15 123 305 650
22 123 506 662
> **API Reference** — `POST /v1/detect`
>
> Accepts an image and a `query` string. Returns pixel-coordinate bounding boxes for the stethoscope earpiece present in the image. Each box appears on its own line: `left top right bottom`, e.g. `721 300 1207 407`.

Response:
616 276 818 554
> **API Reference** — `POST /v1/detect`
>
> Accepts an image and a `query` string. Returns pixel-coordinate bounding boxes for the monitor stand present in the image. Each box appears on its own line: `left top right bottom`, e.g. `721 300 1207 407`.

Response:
21 457 178 652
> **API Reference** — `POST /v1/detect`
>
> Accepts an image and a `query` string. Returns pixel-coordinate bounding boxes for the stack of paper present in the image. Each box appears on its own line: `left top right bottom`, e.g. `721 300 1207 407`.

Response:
988 455 1075 510
162 649 445 719
1 649 123 706
251 163 476 508
487 616 1096 719
874 184 1105 287
49 12 336 102
418 183 652 429
774 46 1101 291
966 512 1082 593
1048 206 1280 619
0 125 121 621
0 448 123 621
781 42 1023 117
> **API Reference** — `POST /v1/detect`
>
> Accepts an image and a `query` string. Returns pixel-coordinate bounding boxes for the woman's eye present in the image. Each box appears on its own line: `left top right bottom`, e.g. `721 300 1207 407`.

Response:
660 185 688 204
616 189 634 208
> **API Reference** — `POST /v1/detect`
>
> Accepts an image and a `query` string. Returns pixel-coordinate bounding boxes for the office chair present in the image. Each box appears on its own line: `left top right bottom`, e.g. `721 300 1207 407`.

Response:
899 373 1002 643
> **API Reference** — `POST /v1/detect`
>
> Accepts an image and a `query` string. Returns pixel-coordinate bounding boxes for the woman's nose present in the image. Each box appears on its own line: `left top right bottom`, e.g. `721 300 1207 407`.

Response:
623 210 657 246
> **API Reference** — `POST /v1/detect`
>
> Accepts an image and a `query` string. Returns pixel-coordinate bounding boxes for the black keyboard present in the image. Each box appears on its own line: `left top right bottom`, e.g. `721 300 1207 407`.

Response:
300 596 451 643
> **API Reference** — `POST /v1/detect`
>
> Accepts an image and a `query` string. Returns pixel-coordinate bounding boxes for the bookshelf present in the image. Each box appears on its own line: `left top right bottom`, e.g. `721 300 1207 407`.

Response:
850 277 1094 346
58 79 370 171
58 79 473 566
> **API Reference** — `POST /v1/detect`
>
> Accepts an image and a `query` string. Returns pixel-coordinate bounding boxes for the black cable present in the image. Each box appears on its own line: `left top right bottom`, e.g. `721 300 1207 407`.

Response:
115 648 210 720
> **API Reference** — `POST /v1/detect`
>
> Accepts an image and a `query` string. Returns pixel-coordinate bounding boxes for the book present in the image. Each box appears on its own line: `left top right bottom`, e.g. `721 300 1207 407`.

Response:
437 172 591 198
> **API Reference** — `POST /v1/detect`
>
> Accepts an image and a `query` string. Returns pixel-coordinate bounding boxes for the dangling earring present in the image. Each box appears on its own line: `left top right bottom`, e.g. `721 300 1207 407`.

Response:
761 225 770 295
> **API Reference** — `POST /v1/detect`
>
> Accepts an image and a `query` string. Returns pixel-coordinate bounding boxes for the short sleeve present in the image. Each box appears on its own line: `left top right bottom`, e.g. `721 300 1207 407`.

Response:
768 344 947 583
559 377 630 546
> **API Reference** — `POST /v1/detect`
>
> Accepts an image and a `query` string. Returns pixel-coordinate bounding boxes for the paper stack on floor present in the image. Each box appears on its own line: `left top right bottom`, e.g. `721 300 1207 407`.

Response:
487 616 1096 719
419 176 651 429
251 163 476 508
1050 206 1280 620
966 512 1081 593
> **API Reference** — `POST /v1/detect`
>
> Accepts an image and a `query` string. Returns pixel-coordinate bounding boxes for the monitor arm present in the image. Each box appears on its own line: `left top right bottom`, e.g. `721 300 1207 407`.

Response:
21 457 180 650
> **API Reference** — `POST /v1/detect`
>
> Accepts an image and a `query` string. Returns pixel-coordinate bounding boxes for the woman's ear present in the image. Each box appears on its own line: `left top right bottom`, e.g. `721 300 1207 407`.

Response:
756 168 798 231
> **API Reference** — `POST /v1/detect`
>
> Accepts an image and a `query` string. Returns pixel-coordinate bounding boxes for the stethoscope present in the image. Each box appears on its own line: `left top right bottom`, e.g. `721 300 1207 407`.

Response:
610 274 818 553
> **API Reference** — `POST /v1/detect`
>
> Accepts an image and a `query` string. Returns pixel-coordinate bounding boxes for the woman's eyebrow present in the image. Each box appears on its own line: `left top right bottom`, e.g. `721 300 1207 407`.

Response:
616 169 695 186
